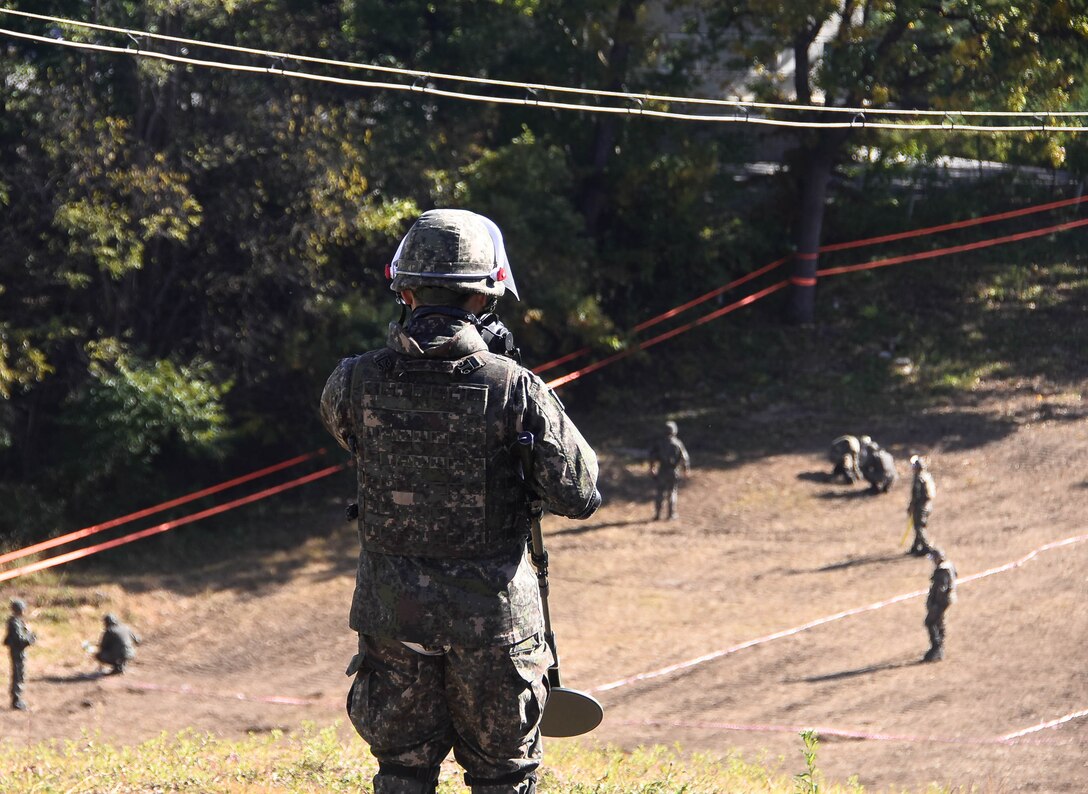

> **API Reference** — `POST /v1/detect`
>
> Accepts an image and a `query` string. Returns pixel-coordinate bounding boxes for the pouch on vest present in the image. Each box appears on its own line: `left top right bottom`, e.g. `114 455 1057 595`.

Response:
349 352 525 558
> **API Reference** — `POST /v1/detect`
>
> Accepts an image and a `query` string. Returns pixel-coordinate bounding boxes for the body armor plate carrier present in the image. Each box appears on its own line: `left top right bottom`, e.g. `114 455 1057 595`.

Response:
349 352 528 558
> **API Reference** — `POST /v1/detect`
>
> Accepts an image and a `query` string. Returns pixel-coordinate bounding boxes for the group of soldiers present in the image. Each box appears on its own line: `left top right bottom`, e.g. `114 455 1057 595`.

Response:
828 434 957 663
4 599 140 711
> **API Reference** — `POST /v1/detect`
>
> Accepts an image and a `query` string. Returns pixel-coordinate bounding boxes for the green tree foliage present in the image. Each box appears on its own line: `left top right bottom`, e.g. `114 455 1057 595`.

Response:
0 0 756 534
1 0 1086 537
680 0 1088 321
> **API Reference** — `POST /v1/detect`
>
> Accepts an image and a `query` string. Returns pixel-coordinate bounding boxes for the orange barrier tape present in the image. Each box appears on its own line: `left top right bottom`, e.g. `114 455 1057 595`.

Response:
533 257 788 375
817 217 1088 278
534 193 1088 378
546 280 788 390
0 463 347 583
819 193 1088 253
0 450 325 568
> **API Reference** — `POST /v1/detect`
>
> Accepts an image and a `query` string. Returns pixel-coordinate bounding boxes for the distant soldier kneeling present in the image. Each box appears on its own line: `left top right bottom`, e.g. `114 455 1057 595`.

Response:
860 439 898 494
828 434 861 484
95 613 140 675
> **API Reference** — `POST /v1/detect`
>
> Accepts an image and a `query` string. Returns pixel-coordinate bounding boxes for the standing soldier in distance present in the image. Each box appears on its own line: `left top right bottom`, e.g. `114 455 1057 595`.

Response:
321 209 601 794
94 613 141 675
4 598 35 711
906 455 937 556
923 548 957 662
649 421 690 521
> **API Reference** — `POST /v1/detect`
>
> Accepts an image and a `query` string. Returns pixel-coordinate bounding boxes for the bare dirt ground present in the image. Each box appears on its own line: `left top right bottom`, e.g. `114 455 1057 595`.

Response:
2 381 1086 792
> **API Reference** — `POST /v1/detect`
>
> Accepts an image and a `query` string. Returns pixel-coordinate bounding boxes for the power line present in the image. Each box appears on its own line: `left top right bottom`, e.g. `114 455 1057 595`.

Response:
2 10 1087 132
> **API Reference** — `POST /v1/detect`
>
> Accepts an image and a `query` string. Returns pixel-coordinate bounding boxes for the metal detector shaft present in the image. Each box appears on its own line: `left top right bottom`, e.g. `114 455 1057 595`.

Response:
515 431 603 737
516 432 561 684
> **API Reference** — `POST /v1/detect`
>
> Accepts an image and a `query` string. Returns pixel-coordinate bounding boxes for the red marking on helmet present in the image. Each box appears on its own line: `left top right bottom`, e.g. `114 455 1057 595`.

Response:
495 267 506 281
385 264 392 279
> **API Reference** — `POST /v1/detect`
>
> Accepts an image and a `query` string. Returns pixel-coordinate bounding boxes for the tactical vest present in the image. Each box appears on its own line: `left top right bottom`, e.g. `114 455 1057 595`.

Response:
348 349 530 559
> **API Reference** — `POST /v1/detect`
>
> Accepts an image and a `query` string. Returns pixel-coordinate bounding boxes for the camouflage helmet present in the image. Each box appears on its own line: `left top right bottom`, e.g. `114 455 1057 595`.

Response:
387 209 520 300
104 613 118 626
10 598 26 614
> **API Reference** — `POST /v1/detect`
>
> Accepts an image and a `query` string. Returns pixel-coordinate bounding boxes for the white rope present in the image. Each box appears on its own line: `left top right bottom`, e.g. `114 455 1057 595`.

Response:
3 25 1085 133
2 8 1087 128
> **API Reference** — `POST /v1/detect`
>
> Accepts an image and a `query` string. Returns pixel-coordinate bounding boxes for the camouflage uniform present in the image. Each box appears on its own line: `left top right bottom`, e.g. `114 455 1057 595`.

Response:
907 457 936 556
321 210 600 794
924 551 957 662
4 599 35 710
648 422 689 520
95 614 140 674
828 435 861 484
861 442 897 493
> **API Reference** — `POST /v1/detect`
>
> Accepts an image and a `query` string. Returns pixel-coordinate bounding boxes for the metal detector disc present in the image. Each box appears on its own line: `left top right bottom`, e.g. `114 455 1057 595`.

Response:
541 687 604 737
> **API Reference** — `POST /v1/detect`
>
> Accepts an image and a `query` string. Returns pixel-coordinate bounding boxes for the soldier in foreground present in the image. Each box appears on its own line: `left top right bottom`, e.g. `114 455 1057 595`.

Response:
906 455 937 556
649 421 690 520
828 434 861 484
923 548 957 662
321 209 601 794
861 439 898 493
4 598 35 710
94 613 141 675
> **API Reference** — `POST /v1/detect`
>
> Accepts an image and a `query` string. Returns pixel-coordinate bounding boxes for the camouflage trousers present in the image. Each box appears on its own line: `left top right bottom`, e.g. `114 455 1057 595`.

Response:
925 604 948 655
832 453 860 483
347 632 551 794
8 650 26 709
653 475 679 520
910 505 932 555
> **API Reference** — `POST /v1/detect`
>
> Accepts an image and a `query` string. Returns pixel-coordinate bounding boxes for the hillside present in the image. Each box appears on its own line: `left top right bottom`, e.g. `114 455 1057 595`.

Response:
1 370 1085 792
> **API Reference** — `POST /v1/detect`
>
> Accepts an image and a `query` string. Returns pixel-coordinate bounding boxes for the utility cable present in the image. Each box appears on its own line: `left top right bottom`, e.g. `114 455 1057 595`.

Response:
2 23 1087 132
3 8 1088 123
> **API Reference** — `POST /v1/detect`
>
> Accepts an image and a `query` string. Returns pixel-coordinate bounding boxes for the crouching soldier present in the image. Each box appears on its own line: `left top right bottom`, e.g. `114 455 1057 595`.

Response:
861 440 898 493
828 434 861 484
95 613 140 675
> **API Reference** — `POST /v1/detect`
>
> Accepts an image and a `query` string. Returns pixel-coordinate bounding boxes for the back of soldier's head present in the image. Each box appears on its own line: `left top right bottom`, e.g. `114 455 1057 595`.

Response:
388 209 518 300
409 285 478 308
10 598 26 615
664 420 678 437
104 613 119 626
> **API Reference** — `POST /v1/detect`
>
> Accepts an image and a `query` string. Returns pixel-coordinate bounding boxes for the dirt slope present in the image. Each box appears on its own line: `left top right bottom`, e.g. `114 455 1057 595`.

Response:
2 384 1086 793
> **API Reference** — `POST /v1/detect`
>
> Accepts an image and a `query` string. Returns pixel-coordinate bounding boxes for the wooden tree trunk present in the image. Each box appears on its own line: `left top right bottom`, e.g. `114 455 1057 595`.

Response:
787 149 834 324
787 128 850 324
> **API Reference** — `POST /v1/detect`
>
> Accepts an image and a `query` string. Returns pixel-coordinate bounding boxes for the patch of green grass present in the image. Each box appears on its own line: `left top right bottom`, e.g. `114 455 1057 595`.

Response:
0 726 942 793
